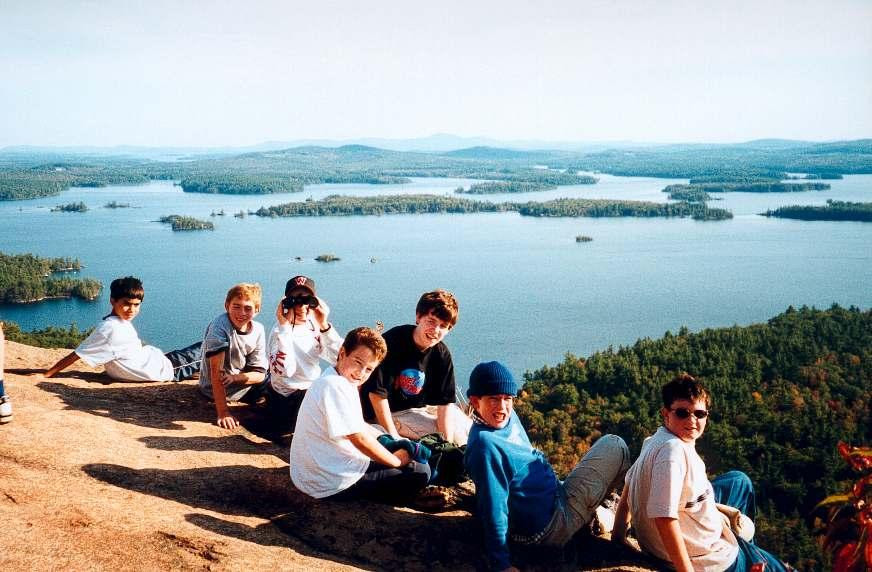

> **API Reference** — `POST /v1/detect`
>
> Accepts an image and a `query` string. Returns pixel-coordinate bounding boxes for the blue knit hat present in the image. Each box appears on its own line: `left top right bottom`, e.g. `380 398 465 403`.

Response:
467 361 517 398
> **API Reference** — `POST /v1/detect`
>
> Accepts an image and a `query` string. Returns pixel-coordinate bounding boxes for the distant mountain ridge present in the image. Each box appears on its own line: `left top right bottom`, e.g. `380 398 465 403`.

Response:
7 134 864 160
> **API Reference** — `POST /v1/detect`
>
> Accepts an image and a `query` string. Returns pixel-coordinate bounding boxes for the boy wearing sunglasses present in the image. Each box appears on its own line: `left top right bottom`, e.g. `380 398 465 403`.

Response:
613 374 788 572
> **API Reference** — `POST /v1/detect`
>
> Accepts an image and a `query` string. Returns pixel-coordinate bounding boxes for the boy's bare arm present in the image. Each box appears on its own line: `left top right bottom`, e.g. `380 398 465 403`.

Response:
436 404 453 441
369 393 401 439
347 431 409 468
222 370 265 385
44 351 80 378
654 517 693 572
208 351 237 429
611 491 632 543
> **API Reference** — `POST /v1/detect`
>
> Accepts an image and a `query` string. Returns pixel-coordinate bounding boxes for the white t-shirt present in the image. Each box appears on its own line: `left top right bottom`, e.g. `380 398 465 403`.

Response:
289 368 371 498
267 319 342 395
75 316 173 382
624 426 738 572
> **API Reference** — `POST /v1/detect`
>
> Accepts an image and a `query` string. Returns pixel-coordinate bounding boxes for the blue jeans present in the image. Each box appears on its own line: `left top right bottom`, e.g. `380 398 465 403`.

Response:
334 460 431 503
714 471 787 572
165 341 202 382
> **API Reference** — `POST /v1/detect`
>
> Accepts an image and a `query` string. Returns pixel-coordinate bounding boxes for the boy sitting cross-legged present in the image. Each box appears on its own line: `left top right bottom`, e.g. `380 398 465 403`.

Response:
290 327 431 502
199 283 268 430
44 276 202 382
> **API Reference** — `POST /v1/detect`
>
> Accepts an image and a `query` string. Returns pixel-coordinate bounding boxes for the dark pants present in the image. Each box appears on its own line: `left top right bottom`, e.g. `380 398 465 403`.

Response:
264 380 306 433
715 471 787 572
333 460 431 503
165 342 202 382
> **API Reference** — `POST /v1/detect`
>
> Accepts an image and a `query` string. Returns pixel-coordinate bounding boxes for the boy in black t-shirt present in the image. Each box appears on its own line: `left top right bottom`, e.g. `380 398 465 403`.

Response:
361 289 472 445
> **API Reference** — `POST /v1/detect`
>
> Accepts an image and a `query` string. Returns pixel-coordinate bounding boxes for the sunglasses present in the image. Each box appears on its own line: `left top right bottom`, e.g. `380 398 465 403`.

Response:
670 407 709 419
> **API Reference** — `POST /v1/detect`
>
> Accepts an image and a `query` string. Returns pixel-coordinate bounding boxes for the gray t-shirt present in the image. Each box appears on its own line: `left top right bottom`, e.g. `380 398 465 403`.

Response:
198 313 267 401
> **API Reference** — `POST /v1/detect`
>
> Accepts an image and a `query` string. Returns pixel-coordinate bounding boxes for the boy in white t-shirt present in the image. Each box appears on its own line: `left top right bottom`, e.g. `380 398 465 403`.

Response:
613 374 788 572
43 276 202 383
290 327 430 502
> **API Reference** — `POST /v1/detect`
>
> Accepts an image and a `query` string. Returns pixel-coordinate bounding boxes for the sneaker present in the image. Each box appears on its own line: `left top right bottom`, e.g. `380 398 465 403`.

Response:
590 491 621 536
0 395 12 423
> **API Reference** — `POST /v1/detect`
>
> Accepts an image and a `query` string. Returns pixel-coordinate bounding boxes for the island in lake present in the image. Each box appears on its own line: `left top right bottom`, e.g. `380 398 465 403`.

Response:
255 194 734 221
158 215 215 231
762 200 872 222
51 201 88 212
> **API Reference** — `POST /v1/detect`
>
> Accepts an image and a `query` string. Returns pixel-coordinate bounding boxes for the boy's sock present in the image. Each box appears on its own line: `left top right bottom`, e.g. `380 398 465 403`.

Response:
0 378 5 396
377 434 432 463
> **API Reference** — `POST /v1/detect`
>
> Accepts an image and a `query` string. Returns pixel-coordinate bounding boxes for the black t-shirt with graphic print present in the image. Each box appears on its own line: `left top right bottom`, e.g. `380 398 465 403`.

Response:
361 324 455 421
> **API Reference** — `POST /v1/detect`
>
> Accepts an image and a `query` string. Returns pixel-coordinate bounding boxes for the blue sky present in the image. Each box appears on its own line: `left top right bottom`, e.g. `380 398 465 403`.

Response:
1 0 870 147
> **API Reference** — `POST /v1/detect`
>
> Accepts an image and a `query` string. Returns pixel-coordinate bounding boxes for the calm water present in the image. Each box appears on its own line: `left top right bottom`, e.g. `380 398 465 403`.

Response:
1 174 870 389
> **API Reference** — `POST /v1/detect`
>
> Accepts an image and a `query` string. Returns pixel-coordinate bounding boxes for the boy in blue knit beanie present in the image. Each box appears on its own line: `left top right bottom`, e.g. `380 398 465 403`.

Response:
464 361 630 571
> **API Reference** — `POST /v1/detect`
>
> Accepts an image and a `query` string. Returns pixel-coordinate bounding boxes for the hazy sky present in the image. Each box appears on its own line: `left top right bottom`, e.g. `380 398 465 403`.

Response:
2 0 870 147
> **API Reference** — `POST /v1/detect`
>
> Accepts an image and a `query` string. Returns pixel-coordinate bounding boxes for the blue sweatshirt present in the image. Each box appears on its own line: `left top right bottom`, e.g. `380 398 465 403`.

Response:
464 411 558 570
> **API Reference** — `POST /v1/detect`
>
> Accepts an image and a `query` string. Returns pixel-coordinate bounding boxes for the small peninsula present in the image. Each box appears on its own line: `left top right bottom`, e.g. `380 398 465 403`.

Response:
0 252 101 303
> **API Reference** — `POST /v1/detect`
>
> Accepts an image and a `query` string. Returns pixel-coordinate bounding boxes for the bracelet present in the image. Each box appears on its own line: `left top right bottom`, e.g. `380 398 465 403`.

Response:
319 323 332 333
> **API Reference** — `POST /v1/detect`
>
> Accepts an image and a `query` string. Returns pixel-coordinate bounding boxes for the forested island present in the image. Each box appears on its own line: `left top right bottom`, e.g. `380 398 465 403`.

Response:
514 197 733 220
0 252 101 303
455 181 555 194
255 194 734 221
104 201 132 208
663 182 830 195
665 187 714 202
158 215 215 231
515 304 870 569
256 194 509 217
762 200 872 222
51 201 88 212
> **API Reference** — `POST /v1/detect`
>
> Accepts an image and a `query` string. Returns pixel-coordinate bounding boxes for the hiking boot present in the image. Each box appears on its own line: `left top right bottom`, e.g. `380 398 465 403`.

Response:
0 395 12 423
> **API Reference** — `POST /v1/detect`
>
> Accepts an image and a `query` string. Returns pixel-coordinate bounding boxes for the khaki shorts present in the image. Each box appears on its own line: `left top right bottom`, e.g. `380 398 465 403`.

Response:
392 404 472 446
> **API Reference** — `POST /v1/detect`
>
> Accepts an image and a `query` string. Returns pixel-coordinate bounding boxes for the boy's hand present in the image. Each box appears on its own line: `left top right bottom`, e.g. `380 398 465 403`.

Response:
216 413 239 430
311 297 330 329
393 449 412 467
275 299 290 326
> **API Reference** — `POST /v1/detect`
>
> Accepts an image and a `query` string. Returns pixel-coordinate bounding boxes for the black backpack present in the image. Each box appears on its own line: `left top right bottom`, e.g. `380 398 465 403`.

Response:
418 432 467 486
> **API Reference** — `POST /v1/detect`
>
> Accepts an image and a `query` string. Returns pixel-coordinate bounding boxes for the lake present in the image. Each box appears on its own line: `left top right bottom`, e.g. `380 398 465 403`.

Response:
1 174 870 391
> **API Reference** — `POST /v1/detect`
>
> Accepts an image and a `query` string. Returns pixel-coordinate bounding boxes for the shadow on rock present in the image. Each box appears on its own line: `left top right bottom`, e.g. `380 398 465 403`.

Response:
139 435 286 461
82 462 478 570
38 381 216 430
9 368 107 382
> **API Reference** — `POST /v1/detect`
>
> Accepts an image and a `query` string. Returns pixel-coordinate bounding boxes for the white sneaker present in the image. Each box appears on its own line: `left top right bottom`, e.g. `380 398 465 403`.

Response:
0 396 12 423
